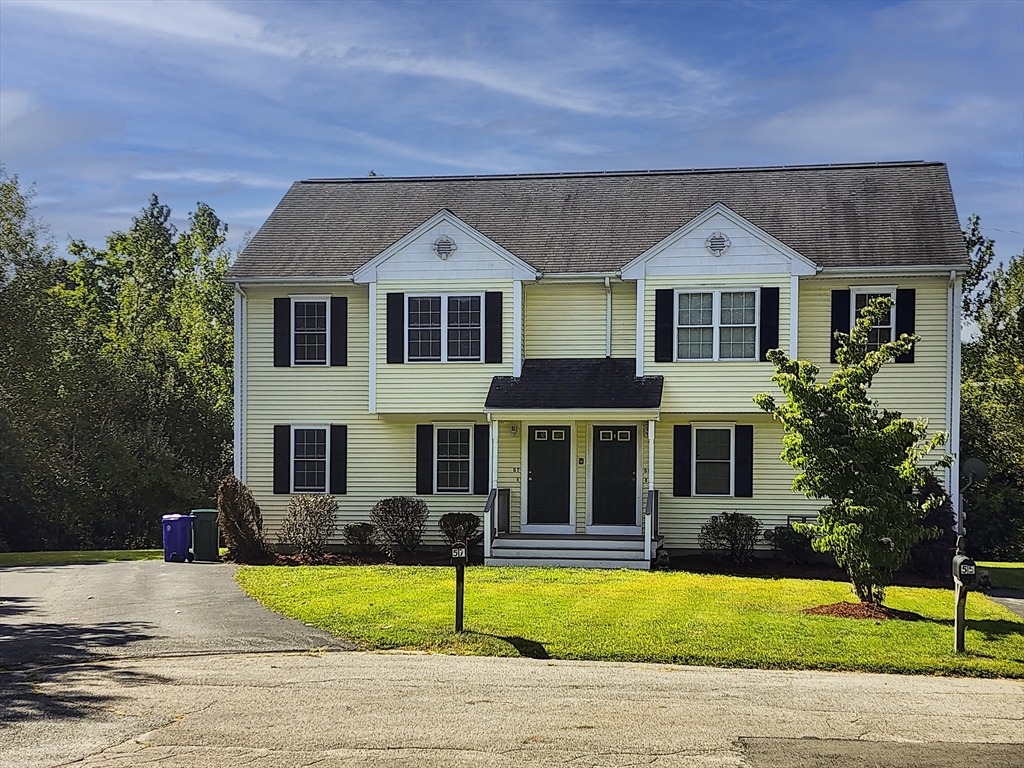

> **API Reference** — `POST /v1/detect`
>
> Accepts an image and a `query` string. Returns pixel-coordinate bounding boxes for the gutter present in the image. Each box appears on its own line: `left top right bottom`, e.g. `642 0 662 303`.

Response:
224 275 356 286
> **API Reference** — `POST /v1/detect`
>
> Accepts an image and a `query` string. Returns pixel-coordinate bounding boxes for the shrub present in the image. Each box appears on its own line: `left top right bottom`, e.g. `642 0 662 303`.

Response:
906 472 956 578
343 522 377 555
278 495 338 559
769 525 815 565
697 512 761 563
438 513 481 544
370 497 428 559
216 475 274 564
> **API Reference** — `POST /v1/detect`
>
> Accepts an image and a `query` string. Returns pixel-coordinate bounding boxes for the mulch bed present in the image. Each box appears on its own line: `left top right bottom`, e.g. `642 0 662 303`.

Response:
802 601 925 621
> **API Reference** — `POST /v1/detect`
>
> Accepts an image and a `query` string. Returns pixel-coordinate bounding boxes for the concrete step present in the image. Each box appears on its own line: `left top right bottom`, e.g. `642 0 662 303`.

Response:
492 537 645 552
489 546 648 560
485 556 651 570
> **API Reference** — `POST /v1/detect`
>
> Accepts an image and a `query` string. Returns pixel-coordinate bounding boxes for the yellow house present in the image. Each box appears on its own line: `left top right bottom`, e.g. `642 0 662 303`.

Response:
226 162 968 569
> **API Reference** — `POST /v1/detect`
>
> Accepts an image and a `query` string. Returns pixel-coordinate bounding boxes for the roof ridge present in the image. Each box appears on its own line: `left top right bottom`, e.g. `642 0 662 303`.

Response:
301 161 940 185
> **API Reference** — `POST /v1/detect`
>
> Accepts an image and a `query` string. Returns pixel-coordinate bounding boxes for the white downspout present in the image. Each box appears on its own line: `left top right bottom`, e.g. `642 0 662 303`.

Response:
368 282 377 413
635 278 645 377
513 279 523 377
233 283 248 482
605 277 612 358
789 274 799 357
951 272 963 527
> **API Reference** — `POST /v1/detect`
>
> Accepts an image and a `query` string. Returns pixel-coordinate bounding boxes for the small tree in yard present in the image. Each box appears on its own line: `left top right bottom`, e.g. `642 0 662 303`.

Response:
370 497 428 559
753 297 951 605
216 475 274 564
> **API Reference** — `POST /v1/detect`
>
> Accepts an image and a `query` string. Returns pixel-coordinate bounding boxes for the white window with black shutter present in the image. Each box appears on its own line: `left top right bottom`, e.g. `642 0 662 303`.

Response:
416 423 490 496
387 292 503 365
655 287 779 363
830 286 915 363
672 423 754 498
273 424 347 494
273 295 348 367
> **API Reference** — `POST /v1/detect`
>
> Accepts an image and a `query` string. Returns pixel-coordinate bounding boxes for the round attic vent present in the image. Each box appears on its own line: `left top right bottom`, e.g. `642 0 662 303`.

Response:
433 236 457 260
705 232 731 256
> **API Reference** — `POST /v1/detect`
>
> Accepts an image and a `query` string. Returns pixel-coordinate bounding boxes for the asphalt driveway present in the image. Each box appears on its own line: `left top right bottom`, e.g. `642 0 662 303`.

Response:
0 559 352 669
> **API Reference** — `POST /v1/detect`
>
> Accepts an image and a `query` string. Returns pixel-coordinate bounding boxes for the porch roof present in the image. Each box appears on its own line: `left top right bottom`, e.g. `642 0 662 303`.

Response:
484 358 663 411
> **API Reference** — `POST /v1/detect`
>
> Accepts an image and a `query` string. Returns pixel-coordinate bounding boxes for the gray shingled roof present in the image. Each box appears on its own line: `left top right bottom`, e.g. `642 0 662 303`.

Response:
227 162 967 279
486 359 663 410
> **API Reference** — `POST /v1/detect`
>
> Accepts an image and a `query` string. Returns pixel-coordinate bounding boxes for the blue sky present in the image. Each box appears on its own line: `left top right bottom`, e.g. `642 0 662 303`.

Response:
1 0 1021 259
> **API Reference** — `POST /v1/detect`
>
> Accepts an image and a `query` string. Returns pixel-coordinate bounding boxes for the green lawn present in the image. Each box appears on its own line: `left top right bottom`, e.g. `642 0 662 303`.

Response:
979 562 1024 591
237 565 1024 678
0 549 163 566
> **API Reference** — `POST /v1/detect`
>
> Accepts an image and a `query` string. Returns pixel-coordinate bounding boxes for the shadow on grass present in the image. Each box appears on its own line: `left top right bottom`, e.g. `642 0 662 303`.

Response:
465 632 551 659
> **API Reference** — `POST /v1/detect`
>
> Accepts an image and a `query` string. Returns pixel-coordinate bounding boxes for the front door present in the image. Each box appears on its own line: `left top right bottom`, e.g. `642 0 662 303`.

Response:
592 426 638 526
526 425 571 526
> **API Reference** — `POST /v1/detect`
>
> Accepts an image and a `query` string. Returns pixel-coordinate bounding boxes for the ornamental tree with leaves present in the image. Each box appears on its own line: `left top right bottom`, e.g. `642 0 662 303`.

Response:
753 298 951 604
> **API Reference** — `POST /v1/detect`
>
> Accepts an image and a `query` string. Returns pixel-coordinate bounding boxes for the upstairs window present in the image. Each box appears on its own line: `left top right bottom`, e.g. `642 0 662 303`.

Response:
853 290 895 351
407 294 481 362
676 289 758 361
293 298 328 366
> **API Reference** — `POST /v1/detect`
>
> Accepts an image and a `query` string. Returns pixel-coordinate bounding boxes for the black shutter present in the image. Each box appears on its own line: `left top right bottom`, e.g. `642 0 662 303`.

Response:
895 288 916 364
415 424 433 495
655 289 674 363
759 287 780 361
484 292 503 364
330 425 347 495
734 425 753 498
673 425 691 497
474 424 490 494
830 289 850 364
330 297 348 366
273 425 290 494
274 298 291 367
386 293 405 364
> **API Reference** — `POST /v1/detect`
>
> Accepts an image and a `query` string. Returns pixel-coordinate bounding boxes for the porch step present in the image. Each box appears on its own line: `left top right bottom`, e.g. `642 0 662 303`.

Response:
486 556 651 570
486 534 660 570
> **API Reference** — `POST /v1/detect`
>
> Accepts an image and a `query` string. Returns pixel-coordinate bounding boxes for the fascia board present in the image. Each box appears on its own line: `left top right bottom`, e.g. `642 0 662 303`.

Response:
818 264 965 276
619 202 820 280
224 276 355 286
352 209 540 283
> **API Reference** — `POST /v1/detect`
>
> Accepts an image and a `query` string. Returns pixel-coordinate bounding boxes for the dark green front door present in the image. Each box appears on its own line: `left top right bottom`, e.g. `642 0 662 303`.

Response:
527 426 571 525
592 426 637 526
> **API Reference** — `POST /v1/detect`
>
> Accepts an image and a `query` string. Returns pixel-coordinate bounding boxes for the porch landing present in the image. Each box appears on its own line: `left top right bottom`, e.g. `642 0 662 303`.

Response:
486 534 664 570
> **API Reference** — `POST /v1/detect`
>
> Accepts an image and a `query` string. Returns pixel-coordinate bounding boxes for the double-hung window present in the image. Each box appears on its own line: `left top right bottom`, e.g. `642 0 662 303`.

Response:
407 295 481 362
676 289 757 361
852 289 895 351
435 425 472 493
292 297 329 366
693 426 733 496
292 427 328 493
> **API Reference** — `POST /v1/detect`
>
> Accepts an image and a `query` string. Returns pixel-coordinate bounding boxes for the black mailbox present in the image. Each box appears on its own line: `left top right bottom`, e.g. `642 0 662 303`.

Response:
451 544 467 563
953 554 977 587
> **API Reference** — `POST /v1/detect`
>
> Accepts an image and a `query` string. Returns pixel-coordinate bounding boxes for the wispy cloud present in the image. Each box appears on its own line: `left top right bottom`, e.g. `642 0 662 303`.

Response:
135 169 293 189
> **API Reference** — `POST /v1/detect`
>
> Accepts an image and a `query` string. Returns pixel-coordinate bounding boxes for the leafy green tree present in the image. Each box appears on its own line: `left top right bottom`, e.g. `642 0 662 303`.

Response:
960 216 1023 559
754 298 951 604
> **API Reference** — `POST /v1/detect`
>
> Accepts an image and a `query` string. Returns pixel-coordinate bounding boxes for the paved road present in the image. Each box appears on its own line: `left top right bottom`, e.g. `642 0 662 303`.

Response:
0 560 352 668
2 561 1022 768
3 652 1023 768
989 589 1024 620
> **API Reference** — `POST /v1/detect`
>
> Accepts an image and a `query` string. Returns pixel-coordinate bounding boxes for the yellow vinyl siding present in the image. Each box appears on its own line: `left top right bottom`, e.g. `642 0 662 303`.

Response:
611 281 637 357
643 274 791 413
653 417 820 549
374 279 513 413
245 285 486 546
525 282 606 358
797 276 949 432
496 421 522 531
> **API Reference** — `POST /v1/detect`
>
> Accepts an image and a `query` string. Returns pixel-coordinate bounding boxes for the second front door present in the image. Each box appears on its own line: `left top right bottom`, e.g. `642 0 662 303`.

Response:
591 426 638 527
526 425 571 526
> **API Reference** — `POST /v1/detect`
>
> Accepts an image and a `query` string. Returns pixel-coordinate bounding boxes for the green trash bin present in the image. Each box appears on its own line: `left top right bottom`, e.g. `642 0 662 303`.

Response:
191 509 220 561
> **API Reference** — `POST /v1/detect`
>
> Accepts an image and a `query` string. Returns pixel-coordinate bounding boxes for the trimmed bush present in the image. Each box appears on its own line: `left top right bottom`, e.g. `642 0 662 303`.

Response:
278 495 338 559
370 497 428 559
438 513 481 544
769 525 814 564
697 512 761 563
906 472 956 578
343 522 377 555
216 475 274 564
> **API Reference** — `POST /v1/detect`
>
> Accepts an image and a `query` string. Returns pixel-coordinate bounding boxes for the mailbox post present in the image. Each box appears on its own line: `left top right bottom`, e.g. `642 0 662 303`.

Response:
953 547 976 653
451 541 467 633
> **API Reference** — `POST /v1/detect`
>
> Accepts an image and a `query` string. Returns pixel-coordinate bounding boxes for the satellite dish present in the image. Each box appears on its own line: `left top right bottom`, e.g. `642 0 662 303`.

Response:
961 457 989 482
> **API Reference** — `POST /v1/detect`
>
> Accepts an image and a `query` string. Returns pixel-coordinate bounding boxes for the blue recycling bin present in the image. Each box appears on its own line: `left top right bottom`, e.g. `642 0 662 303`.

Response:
162 514 195 563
